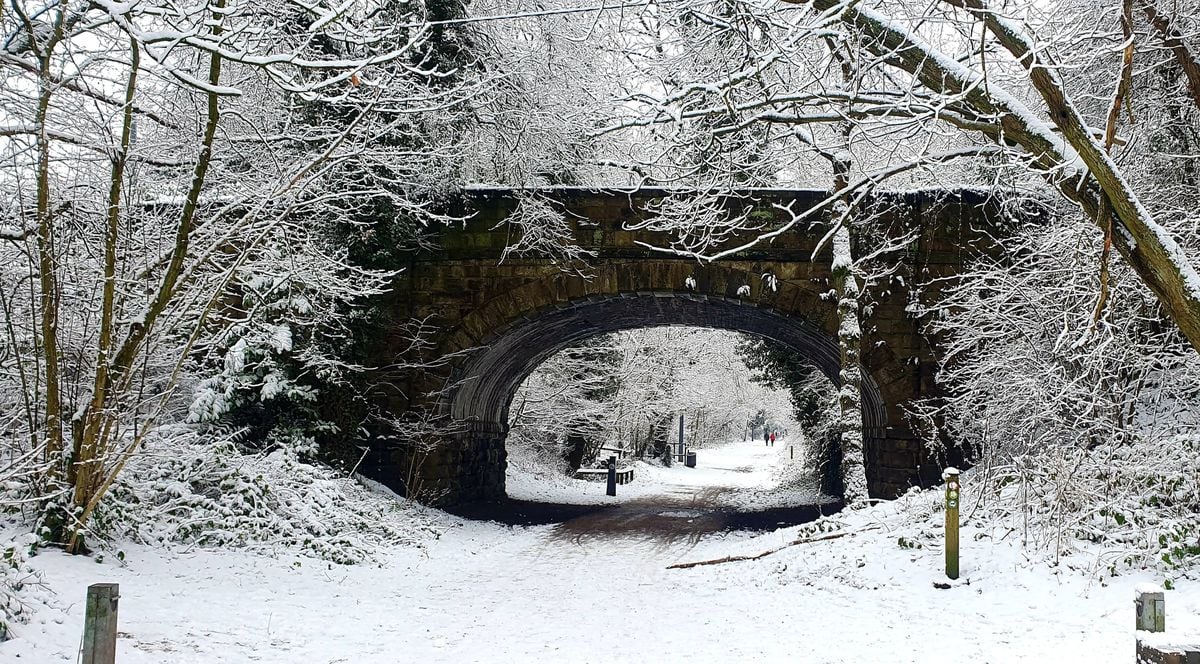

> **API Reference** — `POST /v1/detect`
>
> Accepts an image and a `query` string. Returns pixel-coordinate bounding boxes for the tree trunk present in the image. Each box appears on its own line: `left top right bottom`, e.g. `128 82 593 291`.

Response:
32 9 67 486
563 433 588 472
1141 0 1200 113
66 40 141 554
831 159 869 507
65 0 226 553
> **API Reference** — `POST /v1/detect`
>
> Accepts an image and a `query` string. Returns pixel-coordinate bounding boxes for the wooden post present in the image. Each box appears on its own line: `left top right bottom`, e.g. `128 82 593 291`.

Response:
82 583 119 664
1136 585 1166 632
790 445 794 460
606 455 617 497
944 468 960 580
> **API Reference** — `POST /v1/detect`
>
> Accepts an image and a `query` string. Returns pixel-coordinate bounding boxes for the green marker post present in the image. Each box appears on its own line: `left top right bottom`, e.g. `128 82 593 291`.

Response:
944 467 960 580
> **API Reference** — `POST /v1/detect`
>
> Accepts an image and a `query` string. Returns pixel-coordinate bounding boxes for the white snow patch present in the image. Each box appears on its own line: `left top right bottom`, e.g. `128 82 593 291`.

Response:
507 437 828 508
7 482 1198 662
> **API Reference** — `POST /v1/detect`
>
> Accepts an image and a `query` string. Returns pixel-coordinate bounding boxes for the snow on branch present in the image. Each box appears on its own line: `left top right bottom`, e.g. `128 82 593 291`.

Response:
627 192 760 258
496 193 596 273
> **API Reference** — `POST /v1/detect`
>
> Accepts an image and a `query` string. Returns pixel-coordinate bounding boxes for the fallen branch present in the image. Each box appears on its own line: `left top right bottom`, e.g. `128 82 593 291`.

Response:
668 525 881 569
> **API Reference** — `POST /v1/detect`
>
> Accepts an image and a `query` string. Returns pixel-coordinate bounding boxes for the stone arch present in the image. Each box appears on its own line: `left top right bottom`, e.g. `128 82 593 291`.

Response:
447 292 884 430
433 261 891 503
356 187 1013 507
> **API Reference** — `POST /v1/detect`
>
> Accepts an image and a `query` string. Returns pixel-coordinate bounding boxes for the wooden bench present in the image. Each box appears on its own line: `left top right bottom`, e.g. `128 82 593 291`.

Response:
574 467 635 485
1137 635 1200 664
599 446 629 459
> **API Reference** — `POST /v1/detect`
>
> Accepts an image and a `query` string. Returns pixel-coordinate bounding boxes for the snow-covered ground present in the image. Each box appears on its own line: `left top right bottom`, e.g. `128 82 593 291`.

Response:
4 440 1199 663
507 435 832 508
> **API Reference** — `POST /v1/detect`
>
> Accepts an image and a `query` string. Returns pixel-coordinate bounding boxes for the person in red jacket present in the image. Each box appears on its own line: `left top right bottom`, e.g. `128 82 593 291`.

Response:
769 431 776 446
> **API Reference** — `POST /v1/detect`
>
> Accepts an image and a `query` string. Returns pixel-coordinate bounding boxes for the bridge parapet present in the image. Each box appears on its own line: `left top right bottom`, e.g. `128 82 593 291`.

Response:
425 187 1008 262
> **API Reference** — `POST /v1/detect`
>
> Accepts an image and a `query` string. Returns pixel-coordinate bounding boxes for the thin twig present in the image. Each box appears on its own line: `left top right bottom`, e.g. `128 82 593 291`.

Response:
667 524 880 569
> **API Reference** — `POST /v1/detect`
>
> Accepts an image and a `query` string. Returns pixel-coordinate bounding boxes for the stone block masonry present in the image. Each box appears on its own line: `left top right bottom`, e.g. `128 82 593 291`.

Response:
354 187 1027 506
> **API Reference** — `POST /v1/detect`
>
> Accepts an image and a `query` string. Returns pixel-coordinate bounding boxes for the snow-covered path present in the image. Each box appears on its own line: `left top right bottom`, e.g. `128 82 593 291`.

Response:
6 441 1199 663
11 498 1198 663
540 440 834 548
476 437 834 542
505 435 830 511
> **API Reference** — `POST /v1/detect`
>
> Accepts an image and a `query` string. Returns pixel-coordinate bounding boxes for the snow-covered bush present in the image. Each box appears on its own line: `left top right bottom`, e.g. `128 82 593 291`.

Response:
963 434 1200 576
504 436 577 492
88 427 441 565
188 241 391 459
916 210 1200 575
0 533 42 641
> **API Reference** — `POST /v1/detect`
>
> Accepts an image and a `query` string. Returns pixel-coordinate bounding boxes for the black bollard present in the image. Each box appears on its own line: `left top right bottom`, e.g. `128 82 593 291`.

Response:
606 455 617 496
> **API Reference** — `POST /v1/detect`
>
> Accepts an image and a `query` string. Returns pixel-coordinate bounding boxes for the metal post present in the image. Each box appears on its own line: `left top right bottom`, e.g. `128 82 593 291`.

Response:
82 583 119 664
678 414 684 461
944 468 960 580
606 455 617 496
790 445 794 460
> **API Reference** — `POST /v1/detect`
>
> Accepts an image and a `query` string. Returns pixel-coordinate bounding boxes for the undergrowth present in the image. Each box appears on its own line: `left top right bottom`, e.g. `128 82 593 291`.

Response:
86 426 443 565
963 433 1200 579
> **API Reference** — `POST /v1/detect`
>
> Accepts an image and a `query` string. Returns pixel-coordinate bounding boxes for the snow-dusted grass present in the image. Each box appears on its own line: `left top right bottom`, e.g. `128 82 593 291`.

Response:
5 480 1199 662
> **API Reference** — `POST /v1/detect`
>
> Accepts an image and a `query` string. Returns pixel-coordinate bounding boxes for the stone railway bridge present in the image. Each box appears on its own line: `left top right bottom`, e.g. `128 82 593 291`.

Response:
358 187 1017 506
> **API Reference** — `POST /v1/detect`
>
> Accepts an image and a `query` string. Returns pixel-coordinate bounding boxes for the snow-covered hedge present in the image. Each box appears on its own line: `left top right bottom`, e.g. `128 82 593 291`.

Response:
0 533 44 641
914 211 1200 578
88 428 442 565
967 433 1200 577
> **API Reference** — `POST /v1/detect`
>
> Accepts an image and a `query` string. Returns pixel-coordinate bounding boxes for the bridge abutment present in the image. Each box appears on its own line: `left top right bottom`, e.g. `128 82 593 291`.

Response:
421 422 507 505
